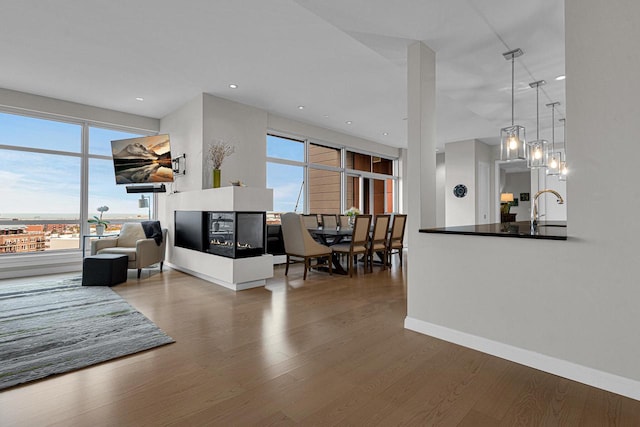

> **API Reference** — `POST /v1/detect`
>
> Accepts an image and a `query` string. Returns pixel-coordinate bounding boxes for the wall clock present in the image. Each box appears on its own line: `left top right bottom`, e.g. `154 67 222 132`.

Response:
453 184 467 198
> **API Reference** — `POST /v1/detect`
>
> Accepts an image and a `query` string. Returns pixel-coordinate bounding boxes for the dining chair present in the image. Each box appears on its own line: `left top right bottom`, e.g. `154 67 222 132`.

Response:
387 214 407 267
331 214 371 277
368 214 390 271
302 214 319 229
281 212 332 280
321 214 338 230
339 215 350 229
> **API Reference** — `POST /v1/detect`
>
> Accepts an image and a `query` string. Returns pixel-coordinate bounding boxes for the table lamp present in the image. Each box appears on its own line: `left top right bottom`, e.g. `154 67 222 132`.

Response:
500 193 514 215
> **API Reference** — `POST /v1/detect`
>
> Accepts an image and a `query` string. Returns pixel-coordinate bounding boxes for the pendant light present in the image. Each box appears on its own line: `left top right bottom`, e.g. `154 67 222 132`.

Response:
558 118 568 180
546 102 562 176
527 80 548 169
500 48 526 161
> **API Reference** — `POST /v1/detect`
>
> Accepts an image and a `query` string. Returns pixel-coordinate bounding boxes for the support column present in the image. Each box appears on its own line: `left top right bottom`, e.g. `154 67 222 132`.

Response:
406 42 436 230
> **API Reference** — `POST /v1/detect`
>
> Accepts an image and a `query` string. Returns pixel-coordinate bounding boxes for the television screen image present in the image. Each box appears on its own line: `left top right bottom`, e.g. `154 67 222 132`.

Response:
111 134 174 184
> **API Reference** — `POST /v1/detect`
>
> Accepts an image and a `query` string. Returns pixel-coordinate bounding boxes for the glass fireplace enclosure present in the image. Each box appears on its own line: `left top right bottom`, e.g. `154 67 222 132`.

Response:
174 211 266 259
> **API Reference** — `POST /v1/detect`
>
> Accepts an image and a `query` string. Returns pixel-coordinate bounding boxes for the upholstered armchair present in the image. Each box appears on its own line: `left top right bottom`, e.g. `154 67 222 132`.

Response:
91 222 167 278
281 212 332 280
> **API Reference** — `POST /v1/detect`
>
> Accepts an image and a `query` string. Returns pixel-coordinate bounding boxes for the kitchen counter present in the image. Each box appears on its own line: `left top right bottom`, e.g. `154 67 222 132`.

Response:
420 221 567 240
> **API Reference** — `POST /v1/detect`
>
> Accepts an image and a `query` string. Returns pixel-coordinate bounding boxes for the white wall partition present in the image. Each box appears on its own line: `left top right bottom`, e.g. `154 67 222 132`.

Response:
405 0 640 400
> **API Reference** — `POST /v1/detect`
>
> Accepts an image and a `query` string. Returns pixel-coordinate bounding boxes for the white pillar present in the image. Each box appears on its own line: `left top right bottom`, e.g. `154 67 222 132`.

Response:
406 42 437 230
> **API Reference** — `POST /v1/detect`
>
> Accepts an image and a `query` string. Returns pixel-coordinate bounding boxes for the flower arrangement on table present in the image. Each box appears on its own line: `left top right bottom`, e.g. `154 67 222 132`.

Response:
344 207 361 227
208 140 235 188
88 206 110 235
344 207 361 217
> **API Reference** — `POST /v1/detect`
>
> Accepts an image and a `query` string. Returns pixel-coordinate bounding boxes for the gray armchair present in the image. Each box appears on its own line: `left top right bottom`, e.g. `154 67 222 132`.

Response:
91 223 167 278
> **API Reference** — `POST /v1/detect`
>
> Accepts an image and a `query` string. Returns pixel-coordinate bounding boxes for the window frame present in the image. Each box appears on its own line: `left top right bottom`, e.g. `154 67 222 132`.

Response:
0 107 156 257
266 130 399 216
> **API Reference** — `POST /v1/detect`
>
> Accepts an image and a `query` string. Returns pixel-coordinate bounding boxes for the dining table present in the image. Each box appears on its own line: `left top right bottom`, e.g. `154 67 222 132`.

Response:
308 227 352 274
308 227 386 275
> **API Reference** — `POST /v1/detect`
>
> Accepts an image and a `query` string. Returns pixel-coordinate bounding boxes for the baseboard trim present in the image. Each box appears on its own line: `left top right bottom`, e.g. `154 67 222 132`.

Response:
404 316 640 401
166 263 265 291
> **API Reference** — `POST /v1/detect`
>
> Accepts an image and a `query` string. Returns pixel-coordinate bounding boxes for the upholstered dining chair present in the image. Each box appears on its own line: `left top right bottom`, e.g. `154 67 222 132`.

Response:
368 214 390 271
321 214 338 230
301 214 319 229
331 214 371 277
281 212 332 280
91 222 167 278
339 215 350 229
387 214 407 267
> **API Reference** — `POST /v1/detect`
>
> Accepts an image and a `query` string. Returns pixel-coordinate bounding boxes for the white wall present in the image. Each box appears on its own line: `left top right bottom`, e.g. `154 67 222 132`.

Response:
475 140 493 224
444 139 493 226
435 152 445 227
159 94 204 194
445 140 475 226
406 0 640 399
203 94 269 188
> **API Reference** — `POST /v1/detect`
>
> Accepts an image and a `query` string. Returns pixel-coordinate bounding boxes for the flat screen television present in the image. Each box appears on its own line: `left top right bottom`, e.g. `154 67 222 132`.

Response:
111 134 174 184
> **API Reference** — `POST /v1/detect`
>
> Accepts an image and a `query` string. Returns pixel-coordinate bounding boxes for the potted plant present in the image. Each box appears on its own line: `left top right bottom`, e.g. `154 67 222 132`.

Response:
207 140 235 188
88 206 110 236
344 207 361 227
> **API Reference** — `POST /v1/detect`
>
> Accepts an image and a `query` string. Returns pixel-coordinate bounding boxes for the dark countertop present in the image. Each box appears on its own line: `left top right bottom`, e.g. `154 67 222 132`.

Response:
420 221 567 240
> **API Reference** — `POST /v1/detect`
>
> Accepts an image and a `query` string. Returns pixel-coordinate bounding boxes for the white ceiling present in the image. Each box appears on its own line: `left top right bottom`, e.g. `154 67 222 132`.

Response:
0 0 564 150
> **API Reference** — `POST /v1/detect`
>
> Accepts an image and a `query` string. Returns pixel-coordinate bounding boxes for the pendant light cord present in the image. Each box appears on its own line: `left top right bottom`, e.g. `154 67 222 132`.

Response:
562 119 567 156
551 104 555 151
536 85 539 140
511 57 515 126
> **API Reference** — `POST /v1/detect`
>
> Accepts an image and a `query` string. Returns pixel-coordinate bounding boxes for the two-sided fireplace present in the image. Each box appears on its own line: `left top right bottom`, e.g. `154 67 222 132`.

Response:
175 211 266 259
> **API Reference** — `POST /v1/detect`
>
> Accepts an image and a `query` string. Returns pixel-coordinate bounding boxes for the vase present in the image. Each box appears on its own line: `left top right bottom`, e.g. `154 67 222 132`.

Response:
213 169 221 188
95 224 104 236
348 216 355 228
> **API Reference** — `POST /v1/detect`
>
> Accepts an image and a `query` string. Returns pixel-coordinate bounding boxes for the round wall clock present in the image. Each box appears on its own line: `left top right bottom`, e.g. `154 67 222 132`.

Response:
453 184 467 198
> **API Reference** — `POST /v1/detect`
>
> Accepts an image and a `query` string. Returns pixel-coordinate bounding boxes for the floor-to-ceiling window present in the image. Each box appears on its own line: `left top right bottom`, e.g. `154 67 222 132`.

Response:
266 133 398 222
266 135 305 221
0 110 152 255
345 151 395 215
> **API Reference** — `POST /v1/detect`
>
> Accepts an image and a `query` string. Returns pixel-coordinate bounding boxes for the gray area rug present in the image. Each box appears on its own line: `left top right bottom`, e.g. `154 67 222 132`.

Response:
0 276 174 390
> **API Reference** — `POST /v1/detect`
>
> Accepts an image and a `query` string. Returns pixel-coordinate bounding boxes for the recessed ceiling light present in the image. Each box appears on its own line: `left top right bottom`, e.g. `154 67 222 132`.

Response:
229 84 238 89
135 97 144 101
383 132 389 136
323 115 329 118
298 105 305 110
555 75 566 81
345 121 352 125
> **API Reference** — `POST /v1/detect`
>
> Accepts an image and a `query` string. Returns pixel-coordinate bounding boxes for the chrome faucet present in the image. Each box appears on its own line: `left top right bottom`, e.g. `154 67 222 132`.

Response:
532 189 564 225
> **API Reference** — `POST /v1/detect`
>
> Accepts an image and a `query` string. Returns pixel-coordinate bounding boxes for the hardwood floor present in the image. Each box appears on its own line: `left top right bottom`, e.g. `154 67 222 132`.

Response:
1 261 640 426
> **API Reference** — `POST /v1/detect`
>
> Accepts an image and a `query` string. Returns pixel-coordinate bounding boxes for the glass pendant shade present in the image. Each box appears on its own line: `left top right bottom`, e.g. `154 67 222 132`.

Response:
501 125 526 161
527 80 547 169
527 138 548 168
546 101 561 176
558 160 568 181
500 48 525 162
546 150 563 175
558 117 568 181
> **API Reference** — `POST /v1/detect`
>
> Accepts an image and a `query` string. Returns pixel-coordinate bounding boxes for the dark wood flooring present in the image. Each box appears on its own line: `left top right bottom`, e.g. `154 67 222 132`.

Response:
1 259 639 426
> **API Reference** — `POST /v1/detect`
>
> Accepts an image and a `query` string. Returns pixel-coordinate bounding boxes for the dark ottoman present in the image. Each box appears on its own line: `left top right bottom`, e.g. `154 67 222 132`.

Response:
82 254 129 286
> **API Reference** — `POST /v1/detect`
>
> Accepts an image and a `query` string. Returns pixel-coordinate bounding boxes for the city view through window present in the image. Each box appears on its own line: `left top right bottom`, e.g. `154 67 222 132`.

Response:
0 111 153 255
266 134 397 224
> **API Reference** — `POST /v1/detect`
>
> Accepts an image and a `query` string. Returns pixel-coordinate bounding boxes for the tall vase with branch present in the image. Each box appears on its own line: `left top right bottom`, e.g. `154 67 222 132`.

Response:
208 140 235 188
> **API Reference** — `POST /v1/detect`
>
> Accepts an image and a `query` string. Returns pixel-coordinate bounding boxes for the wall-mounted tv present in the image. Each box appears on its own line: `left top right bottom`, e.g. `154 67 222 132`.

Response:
111 134 174 184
